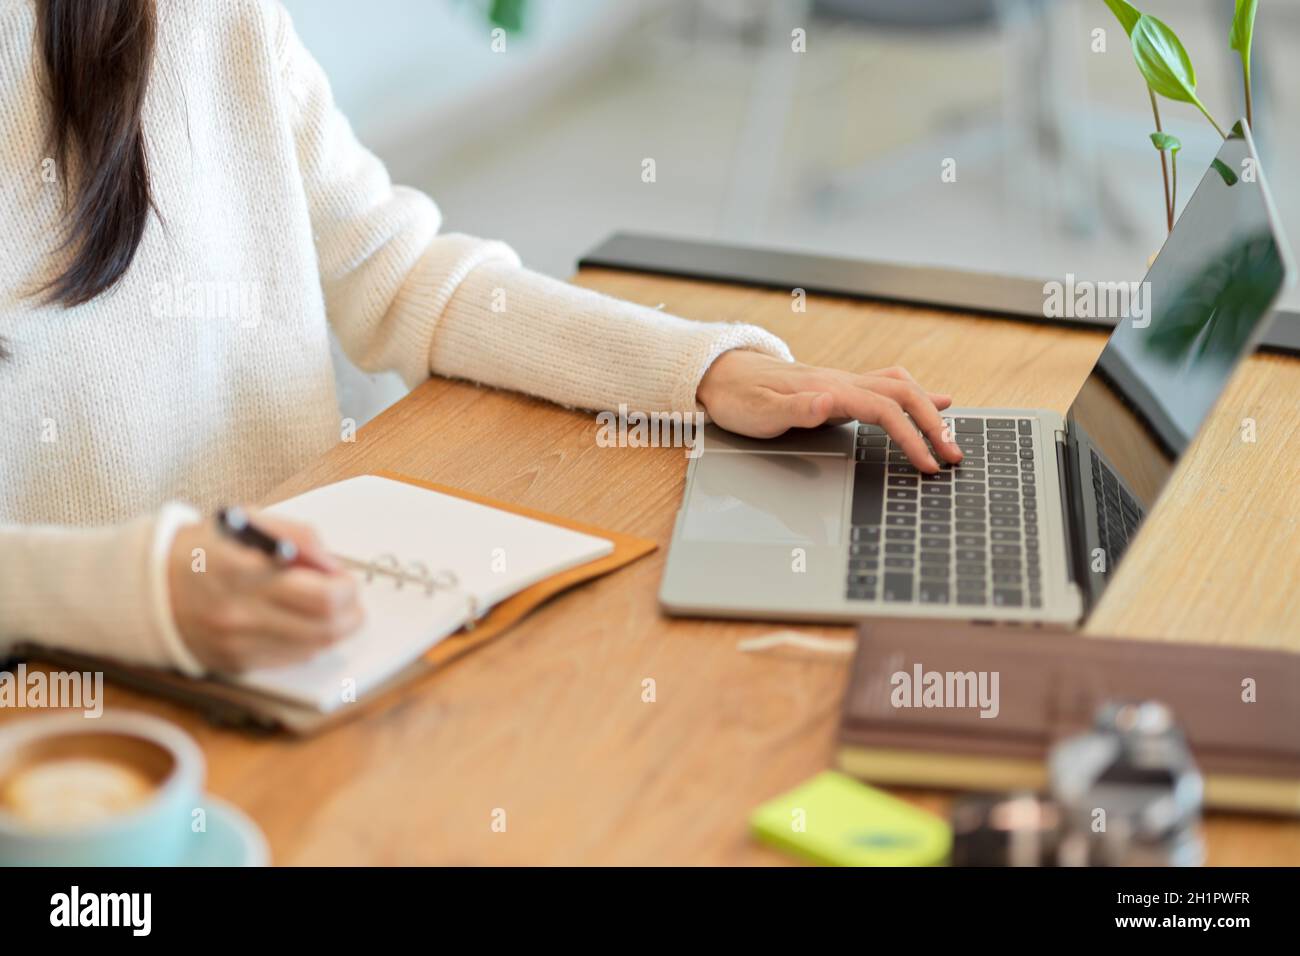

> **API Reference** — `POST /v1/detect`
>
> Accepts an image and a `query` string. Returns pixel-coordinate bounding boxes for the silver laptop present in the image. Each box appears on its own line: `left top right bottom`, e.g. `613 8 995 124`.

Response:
661 123 1294 627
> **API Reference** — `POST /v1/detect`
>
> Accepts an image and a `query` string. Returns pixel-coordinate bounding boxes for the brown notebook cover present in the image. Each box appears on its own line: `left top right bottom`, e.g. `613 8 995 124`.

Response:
19 471 656 735
837 620 1300 815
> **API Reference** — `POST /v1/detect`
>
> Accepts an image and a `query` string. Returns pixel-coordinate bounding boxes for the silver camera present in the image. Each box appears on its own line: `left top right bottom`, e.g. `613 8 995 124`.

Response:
950 700 1205 866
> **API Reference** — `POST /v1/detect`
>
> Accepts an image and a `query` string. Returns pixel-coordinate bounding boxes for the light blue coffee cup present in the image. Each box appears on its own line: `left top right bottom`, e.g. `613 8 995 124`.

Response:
0 711 205 866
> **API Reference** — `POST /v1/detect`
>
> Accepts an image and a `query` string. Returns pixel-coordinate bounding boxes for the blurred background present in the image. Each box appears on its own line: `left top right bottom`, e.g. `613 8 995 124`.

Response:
281 0 1300 421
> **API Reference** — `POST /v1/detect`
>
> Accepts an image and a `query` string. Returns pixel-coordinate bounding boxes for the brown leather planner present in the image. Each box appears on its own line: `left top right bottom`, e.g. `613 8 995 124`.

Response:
18 472 656 735
837 620 1300 815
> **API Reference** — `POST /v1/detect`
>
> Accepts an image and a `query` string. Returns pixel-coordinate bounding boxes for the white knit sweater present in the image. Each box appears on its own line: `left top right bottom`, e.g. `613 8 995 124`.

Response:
0 0 790 674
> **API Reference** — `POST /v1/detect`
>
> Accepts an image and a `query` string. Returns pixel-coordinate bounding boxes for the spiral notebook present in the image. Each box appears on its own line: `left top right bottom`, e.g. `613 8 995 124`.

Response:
236 474 616 712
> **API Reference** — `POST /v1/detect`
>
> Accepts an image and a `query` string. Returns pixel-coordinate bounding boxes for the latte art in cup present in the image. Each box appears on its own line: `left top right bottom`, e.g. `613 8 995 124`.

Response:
0 712 208 866
0 757 158 827
0 729 173 832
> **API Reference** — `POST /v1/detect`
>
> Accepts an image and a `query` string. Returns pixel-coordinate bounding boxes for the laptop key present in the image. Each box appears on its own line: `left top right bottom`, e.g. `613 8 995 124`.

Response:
955 521 985 533
884 557 914 569
1018 419 1032 434
920 522 950 535
956 592 986 606
852 463 885 526
993 589 1024 607
919 583 950 604
953 418 984 433
986 419 1014 429
883 574 914 602
885 527 915 540
919 564 949 580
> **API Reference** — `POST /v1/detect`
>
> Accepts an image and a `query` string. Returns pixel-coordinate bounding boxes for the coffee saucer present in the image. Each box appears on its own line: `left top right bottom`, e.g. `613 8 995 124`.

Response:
181 796 270 867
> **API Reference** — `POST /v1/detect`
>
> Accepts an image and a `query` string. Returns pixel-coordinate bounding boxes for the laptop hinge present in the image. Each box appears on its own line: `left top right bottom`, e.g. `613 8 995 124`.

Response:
1054 431 1088 606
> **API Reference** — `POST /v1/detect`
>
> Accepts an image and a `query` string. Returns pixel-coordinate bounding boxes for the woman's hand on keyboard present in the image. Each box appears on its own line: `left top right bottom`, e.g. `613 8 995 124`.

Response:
696 351 964 473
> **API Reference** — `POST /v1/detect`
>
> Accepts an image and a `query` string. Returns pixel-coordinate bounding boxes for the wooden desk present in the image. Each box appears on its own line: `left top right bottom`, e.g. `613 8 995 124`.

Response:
14 268 1300 864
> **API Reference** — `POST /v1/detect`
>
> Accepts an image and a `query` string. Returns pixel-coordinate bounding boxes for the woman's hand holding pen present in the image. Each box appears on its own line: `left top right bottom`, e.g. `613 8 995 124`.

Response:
168 510 364 673
696 352 964 474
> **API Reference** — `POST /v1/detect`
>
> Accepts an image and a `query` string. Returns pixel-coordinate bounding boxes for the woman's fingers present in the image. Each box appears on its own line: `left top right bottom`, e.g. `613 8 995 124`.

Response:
265 567 363 622
866 379 963 465
830 384 938 472
254 596 363 650
867 366 953 412
872 401 939 473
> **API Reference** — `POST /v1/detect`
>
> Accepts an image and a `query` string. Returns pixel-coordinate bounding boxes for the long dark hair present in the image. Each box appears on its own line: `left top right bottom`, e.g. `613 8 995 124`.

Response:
39 0 158 307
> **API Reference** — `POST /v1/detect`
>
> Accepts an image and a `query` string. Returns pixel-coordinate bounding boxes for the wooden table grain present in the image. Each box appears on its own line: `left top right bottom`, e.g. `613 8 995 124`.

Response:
9 267 1300 865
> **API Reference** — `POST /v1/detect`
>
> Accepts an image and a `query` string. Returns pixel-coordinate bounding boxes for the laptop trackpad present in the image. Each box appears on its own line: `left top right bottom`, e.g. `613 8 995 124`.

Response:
680 451 846 546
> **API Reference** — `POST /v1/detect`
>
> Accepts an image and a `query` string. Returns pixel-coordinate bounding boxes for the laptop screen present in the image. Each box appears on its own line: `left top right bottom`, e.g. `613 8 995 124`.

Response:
1064 124 1293 605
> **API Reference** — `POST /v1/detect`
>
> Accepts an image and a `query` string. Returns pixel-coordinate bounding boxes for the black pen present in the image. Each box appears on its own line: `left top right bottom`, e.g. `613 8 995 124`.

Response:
216 506 300 565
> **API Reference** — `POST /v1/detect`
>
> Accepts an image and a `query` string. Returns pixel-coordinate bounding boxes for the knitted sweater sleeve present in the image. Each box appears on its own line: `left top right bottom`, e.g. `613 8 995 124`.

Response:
0 505 207 676
271 3 792 410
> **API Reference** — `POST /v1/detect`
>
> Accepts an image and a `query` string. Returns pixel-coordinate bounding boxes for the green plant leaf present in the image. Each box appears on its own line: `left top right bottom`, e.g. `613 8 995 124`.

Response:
1229 0 1258 58
1103 0 1142 36
488 0 526 33
1149 131 1181 154
1132 15 1226 136
1211 158 1239 186
1131 15 1199 102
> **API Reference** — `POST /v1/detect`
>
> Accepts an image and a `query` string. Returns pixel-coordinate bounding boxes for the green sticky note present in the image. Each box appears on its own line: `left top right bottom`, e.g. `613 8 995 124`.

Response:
751 771 951 867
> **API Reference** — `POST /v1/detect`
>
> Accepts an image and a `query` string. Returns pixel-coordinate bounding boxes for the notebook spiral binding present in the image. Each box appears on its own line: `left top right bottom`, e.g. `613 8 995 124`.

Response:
334 552 480 629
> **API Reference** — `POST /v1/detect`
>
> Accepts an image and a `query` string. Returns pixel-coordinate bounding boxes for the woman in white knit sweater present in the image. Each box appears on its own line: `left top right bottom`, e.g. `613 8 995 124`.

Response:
0 0 962 675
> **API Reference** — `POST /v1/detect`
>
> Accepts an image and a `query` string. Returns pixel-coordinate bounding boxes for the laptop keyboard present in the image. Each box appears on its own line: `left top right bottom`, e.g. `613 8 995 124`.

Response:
1091 449 1143 569
846 417 1042 609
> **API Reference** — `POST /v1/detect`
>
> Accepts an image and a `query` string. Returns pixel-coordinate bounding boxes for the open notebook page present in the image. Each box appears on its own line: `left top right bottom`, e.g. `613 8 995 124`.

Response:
235 475 614 711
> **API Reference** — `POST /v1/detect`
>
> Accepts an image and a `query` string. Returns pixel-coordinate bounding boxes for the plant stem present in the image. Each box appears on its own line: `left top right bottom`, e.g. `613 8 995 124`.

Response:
1149 86 1173 233
1171 151 1178 226
1243 63 1253 129
1195 100 1228 139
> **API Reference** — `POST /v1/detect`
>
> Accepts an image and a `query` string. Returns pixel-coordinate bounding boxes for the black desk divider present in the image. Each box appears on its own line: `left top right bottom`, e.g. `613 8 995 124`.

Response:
579 232 1300 357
